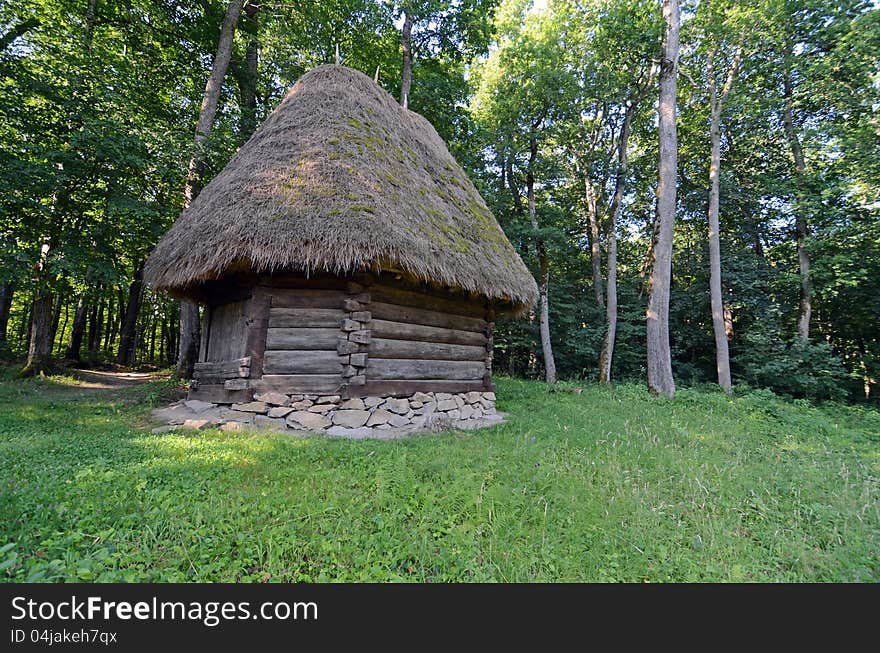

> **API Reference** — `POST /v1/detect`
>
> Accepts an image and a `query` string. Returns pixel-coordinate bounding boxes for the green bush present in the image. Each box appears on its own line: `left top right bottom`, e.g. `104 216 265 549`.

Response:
734 334 848 401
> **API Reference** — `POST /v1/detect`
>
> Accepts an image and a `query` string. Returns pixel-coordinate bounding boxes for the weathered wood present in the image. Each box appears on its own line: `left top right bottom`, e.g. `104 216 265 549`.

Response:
263 350 344 374
366 358 486 380
347 380 489 398
370 283 485 318
253 374 343 394
369 301 486 332
193 356 251 380
268 289 344 309
207 298 250 362
266 273 348 290
198 307 210 362
245 287 271 379
266 327 341 350
369 337 487 361
268 307 343 328
224 378 251 390
350 329 371 344
188 384 253 403
369 319 487 346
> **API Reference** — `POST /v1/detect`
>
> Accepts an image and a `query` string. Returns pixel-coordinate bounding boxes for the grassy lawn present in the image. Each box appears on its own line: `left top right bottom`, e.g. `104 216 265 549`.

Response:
0 371 878 582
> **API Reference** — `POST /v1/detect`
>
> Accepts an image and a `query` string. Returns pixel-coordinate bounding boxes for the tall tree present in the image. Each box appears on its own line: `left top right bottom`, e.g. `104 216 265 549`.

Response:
704 4 742 392
177 0 244 379
646 0 680 398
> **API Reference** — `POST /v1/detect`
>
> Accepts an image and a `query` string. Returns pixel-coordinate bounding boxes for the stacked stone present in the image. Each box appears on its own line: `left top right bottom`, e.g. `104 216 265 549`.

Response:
338 282 371 387
154 391 499 437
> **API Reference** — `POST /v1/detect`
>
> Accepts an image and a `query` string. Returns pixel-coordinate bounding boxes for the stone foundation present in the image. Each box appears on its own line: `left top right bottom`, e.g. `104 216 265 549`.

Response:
152 391 500 439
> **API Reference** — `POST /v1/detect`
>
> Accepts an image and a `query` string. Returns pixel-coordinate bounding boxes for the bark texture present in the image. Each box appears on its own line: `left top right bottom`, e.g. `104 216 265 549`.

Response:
400 12 413 108
706 46 741 393
646 0 679 399
782 60 812 343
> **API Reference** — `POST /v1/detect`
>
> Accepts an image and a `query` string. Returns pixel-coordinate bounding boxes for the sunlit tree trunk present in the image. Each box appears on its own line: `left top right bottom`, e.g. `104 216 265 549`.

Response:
584 177 604 307
706 45 741 393
400 11 413 108
646 0 679 399
599 98 639 385
782 57 811 343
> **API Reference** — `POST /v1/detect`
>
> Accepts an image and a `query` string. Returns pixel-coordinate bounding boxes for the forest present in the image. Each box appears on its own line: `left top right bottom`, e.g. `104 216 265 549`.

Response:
1 0 878 403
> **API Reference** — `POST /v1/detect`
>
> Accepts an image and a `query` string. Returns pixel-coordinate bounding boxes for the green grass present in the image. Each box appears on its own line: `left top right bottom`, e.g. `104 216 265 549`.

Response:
0 372 878 582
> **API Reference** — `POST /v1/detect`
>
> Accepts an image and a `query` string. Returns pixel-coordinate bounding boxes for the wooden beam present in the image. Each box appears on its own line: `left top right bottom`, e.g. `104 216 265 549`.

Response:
193 356 251 380
268 308 344 328
263 350 344 374
268 288 344 309
253 374 343 394
245 286 271 379
266 327 341 350
369 301 486 332
369 337 486 361
370 283 485 318
366 358 486 380
369 319 487 346
188 384 254 403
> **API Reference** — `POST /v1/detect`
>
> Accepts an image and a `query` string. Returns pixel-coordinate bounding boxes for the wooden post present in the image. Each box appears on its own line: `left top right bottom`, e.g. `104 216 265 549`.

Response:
484 302 495 391
245 286 271 379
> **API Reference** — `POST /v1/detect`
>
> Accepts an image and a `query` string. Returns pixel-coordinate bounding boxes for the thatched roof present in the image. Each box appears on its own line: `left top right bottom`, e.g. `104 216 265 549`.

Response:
145 64 536 311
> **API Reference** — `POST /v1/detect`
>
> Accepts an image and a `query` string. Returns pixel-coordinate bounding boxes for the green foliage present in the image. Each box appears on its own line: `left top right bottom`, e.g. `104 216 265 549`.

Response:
1 375 878 582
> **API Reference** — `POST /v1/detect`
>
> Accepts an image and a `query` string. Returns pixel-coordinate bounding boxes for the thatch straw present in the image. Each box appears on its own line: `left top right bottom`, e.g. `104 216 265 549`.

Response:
145 65 537 311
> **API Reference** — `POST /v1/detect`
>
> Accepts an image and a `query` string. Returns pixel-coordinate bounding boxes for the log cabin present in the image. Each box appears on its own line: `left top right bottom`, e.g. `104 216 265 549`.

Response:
144 65 537 433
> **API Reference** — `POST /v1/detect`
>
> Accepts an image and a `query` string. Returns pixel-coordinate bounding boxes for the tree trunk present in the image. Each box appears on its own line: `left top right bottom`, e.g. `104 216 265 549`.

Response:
117 261 145 366
233 0 260 140
65 297 88 362
55 298 70 356
49 295 64 353
584 176 604 308
782 60 811 343
400 12 413 108
599 99 638 385
0 282 14 355
177 0 242 379
177 303 201 378
22 291 53 376
87 299 101 362
528 134 557 384
706 46 740 393
646 0 679 399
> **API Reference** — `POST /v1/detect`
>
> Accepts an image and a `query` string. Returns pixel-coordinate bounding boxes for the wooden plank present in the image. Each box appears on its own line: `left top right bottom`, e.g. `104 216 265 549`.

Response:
263 350 344 374
366 358 486 381
188 384 253 404
207 298 250 362
268 289 344 309
266 327 341 351
193 357 251 380
253 374 343 394
369 301 486 332
198 306 210 362
369 337 487 361
346 380 489 398
370 283 485 318
268 307 344 328
265 273 348 290
369 319 487 346
245 287 271 379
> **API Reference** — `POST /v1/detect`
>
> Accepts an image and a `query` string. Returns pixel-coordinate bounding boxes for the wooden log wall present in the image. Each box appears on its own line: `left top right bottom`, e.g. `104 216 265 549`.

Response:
190 271 495 400
258 285 348 394
354 278 493 397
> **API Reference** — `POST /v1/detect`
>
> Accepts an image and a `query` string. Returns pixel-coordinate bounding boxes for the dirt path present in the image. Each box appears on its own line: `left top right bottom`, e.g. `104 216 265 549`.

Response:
72 369 166 390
